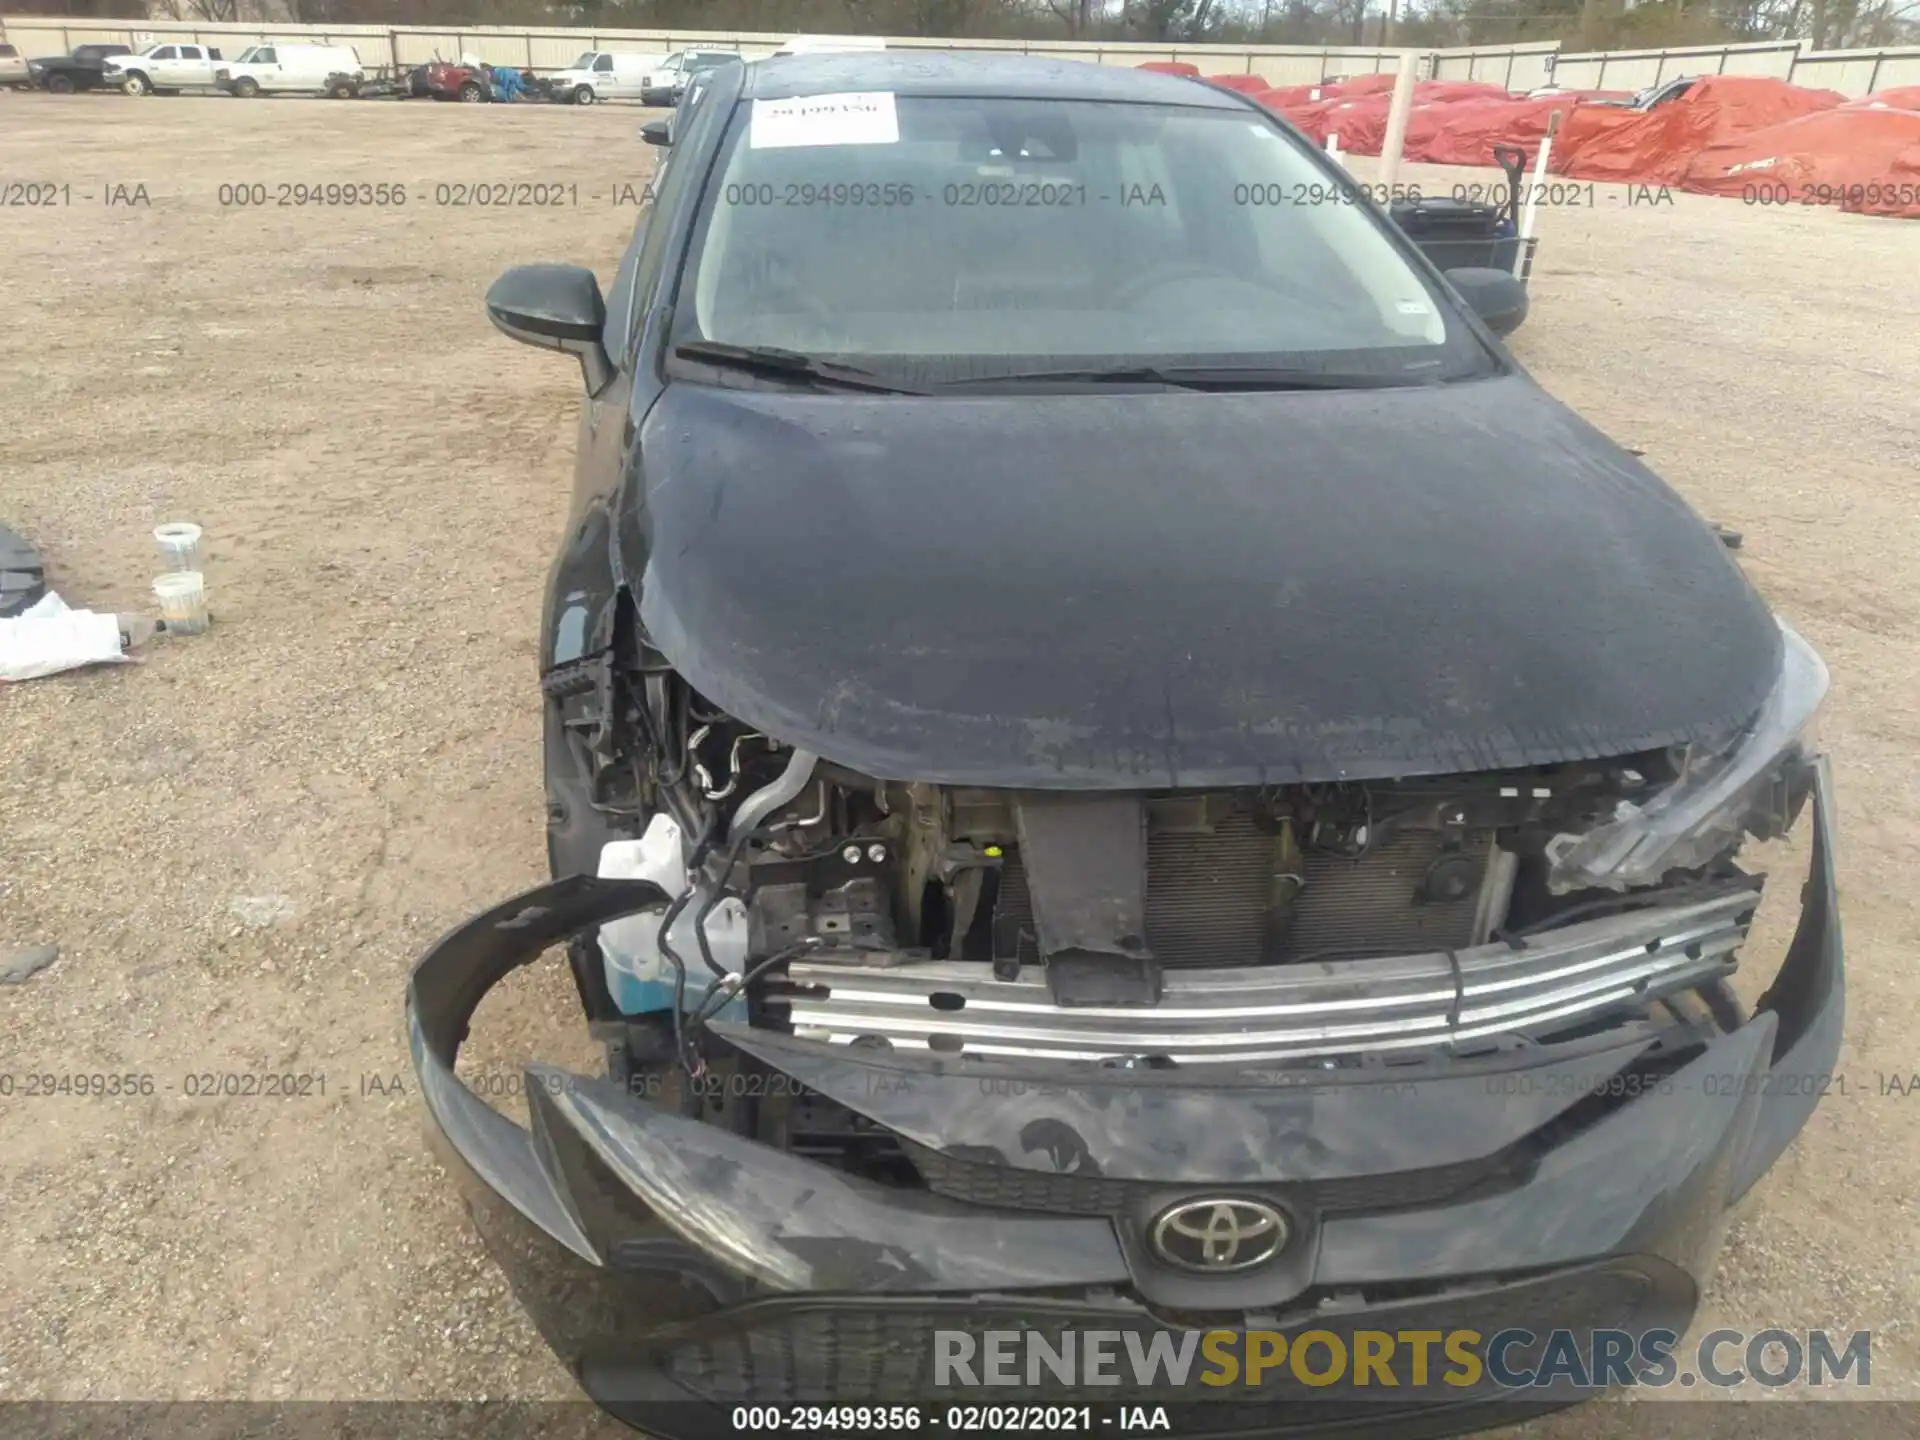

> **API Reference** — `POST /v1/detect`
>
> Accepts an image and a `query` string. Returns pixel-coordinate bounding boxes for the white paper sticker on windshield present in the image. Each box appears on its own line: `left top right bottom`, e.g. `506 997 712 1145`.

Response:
750 92 899 149
1396 300 1431 315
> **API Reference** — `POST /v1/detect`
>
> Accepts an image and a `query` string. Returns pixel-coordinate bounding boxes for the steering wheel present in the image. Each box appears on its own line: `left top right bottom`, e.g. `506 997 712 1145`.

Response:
1107 262 1231 308
1115 262 1328 312
759 256 840 331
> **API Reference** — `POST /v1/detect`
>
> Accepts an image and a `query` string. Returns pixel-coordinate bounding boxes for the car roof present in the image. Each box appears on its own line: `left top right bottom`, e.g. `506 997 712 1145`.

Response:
741 51 1244 108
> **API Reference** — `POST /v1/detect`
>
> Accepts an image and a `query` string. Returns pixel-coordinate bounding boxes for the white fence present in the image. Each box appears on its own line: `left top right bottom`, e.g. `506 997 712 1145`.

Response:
4 15 1918 98
0 17 1419 82
1504 39 1920 95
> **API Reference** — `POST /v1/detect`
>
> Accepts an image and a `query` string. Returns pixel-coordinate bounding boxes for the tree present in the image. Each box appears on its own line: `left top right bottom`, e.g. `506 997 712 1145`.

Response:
1045 0 1099 36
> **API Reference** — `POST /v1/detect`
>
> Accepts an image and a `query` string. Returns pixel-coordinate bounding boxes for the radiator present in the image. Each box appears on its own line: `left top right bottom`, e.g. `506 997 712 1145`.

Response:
992 812 1491 968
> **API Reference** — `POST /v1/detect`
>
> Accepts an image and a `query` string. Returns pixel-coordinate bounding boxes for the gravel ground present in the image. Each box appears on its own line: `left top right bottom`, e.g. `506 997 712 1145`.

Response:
1 95 1917 1435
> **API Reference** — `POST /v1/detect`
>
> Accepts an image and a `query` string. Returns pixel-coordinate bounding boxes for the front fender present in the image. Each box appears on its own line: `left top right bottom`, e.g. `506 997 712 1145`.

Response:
541 498 621 671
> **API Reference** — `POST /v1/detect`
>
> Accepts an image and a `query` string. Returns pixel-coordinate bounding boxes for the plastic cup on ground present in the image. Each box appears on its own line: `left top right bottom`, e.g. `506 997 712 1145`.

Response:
154 523 203 573
153 571 209 636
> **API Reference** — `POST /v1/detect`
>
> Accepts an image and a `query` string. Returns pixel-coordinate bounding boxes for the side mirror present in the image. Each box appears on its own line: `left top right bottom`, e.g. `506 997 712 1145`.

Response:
1444 267 1529 337
484 263 614 393
640 118 671 147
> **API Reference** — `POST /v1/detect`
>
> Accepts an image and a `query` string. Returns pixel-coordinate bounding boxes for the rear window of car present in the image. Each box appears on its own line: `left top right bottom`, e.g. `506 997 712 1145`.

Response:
0 45 17 58
674 94 1483 386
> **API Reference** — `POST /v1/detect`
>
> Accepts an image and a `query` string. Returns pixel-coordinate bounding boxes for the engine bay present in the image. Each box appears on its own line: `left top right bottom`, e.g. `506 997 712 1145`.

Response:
545 635 1806 1104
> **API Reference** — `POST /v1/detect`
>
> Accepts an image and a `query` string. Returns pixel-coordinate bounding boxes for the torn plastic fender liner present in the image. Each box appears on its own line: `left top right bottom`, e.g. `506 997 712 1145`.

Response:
405 873 1129 1291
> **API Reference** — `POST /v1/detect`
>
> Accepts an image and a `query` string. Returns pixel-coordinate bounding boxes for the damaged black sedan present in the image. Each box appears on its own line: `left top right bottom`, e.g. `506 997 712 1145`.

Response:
410 53 1842 1436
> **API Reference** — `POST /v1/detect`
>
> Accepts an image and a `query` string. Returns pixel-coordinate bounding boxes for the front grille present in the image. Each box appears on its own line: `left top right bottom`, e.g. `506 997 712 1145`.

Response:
994 816 1491 968
901 1140 1513 1217
649 1260 1685 1405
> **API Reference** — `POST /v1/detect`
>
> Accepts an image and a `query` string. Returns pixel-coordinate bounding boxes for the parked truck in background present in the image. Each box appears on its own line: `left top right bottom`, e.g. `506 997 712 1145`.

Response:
25 43 132 94
639 49 737 107
102 43 226 96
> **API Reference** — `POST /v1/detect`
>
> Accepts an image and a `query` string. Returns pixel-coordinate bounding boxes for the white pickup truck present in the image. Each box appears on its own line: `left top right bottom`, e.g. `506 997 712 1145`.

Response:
103 42 226 96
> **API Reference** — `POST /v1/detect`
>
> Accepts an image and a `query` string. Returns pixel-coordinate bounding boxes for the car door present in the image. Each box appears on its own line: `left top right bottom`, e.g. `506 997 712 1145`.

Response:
174 45 207 85
142 46 177 85
279 48 317 89
590 52 615 96
252 46 280 89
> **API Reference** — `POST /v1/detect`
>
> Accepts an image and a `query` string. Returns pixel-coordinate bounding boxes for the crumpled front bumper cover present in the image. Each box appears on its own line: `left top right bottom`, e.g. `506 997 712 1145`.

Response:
406 761 1842 1437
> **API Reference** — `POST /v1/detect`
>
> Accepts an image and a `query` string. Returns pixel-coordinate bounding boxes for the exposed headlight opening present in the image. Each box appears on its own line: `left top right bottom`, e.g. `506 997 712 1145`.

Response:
1545 620 1827 894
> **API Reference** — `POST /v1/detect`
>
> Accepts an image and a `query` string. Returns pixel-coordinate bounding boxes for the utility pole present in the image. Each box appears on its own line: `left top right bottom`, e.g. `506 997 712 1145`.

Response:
1385 0 1397 45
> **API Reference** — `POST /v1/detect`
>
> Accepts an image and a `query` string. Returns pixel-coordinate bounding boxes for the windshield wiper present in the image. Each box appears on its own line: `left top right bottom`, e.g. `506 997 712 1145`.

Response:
673 341 928 395
944 364 1447 392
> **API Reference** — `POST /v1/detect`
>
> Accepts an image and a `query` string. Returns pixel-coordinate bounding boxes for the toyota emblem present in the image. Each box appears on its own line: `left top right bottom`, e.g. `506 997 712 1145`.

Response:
1149 1198 1289 1273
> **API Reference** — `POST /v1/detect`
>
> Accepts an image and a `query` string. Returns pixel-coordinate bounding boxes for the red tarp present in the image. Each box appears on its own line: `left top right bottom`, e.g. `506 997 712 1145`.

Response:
1404 96 1514 162
1678 102 1920 218
1257 80 1514 154
1846 141 1920 217
1224 68 1917 219
1137 61 1200 77
1328 72 1399 95
1551 76 1846 185
1204 73 1271 94
1252 73 1400 114
1410 92 1634 166
1412 81 1514 104
1843 85 1920 111
1255 83 1324 108
1297 94 1392 147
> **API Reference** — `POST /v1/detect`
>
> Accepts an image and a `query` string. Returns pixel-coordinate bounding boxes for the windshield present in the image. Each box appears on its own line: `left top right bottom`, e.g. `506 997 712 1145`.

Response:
233 46 262 63
570 52 597 70
671 96 1486 387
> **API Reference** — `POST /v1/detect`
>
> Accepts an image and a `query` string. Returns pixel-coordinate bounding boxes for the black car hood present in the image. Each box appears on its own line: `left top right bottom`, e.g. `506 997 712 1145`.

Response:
631 374 1781 788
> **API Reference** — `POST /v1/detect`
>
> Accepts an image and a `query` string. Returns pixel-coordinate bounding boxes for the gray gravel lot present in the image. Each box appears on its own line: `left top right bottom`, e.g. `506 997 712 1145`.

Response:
1 95 1916 1435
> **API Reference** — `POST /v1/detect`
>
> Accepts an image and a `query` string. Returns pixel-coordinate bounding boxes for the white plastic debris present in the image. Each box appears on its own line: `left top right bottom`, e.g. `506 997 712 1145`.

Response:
153 570 209 636
0 592 137 683
154 522 203 572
